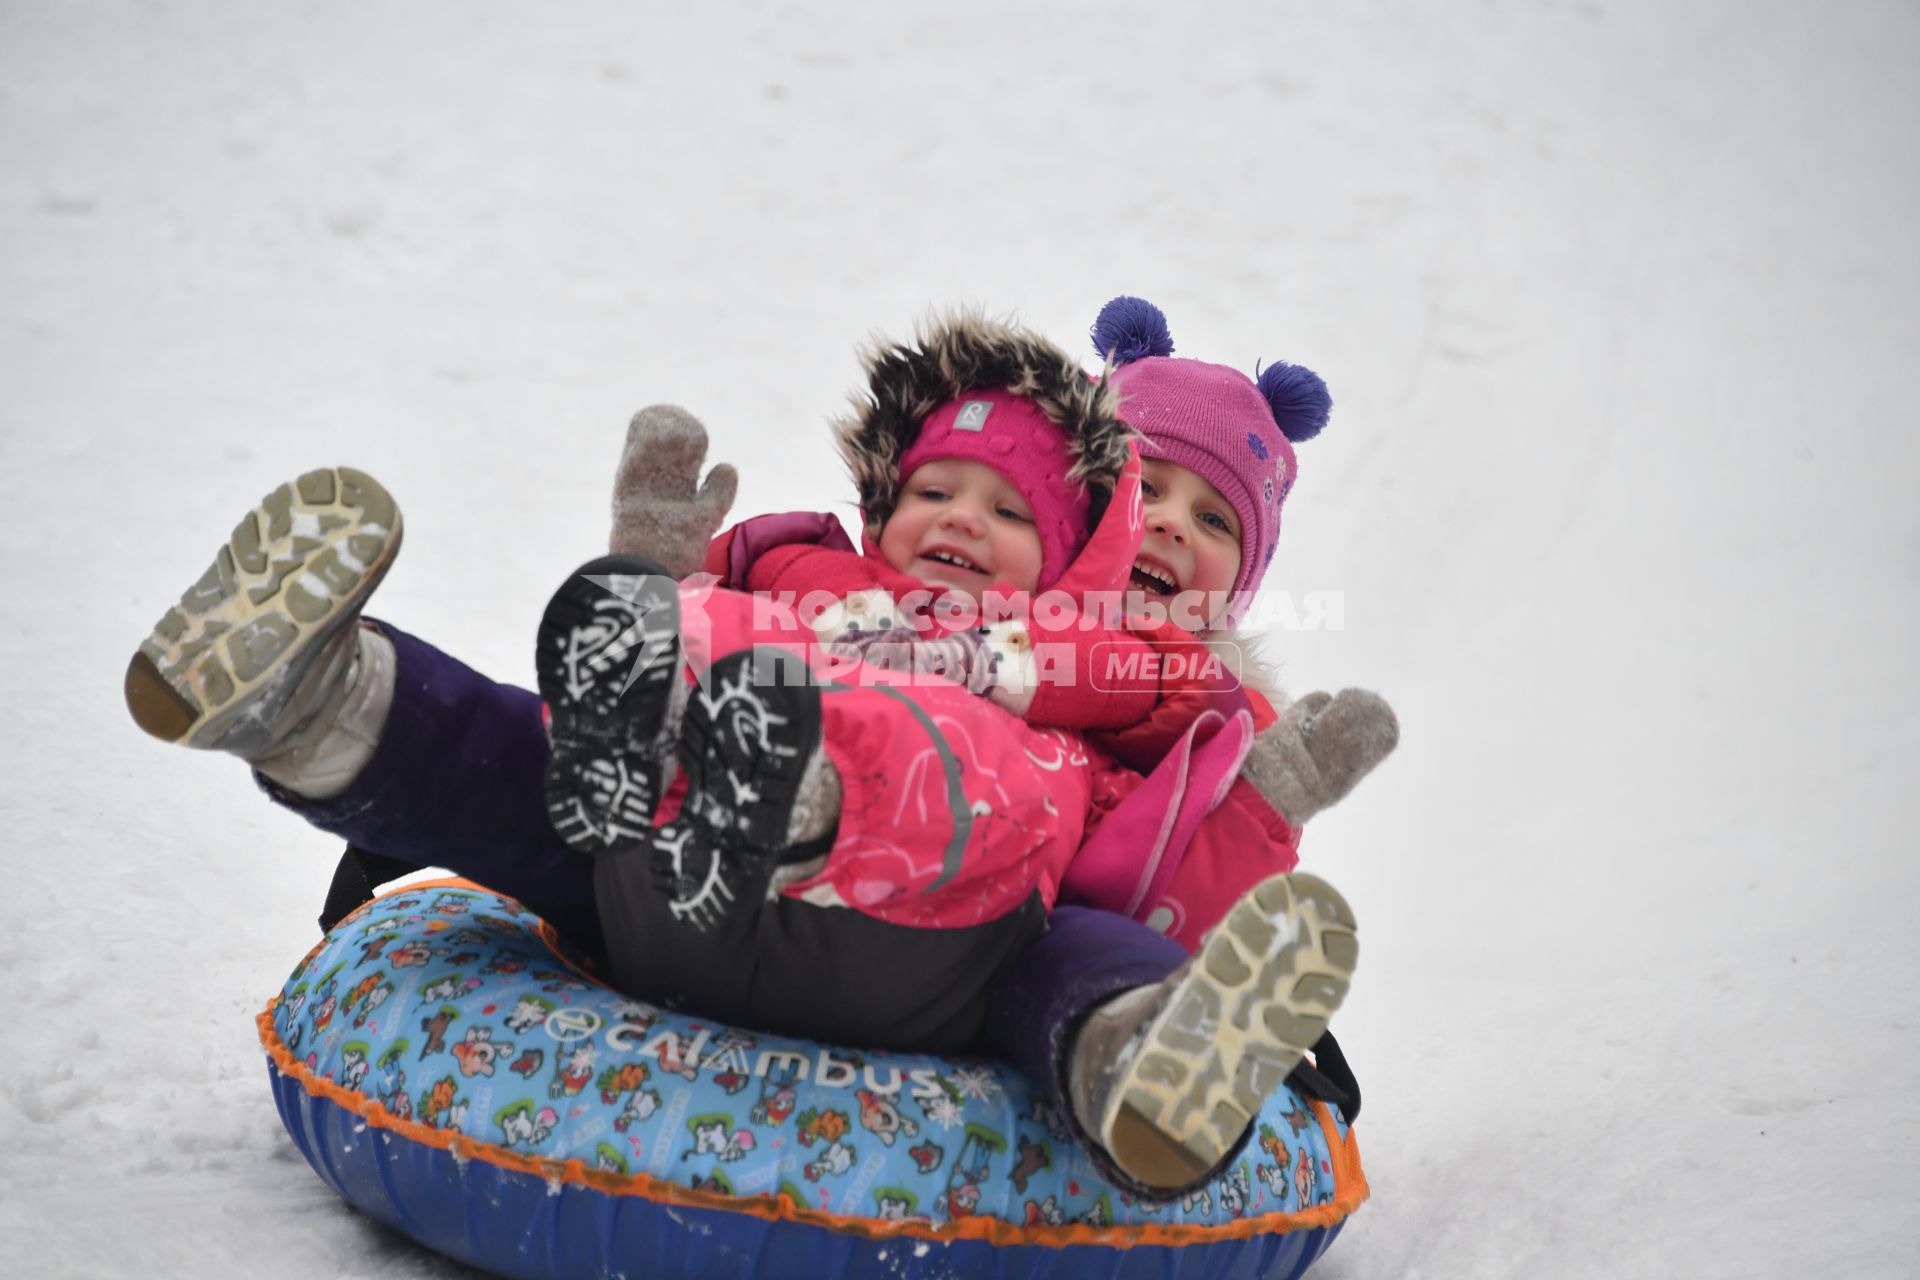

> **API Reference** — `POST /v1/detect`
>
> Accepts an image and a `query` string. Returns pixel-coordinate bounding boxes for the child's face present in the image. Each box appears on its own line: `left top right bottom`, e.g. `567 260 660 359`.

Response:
879 458 1045 598
1131 459 1244 624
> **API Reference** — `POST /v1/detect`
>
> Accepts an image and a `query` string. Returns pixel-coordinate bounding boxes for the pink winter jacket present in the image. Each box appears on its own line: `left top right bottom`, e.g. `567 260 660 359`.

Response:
1077 686 1302 952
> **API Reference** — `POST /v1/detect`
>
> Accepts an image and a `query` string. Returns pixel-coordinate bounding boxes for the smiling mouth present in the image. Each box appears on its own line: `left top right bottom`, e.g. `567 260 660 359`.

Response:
922 548 987 575
1129 558 1179 596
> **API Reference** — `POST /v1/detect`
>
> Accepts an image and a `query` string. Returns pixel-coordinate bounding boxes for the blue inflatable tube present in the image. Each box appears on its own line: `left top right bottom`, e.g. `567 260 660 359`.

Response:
260 880 1367 1279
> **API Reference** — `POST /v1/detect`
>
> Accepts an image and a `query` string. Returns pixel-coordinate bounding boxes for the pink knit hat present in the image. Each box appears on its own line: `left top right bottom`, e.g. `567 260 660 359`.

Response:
896 388 1094 588
1093 297 1331 607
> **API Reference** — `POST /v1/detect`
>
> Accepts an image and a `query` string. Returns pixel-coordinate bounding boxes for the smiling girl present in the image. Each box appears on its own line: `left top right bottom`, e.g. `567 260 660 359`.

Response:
877 457 1046 595
1131 457 1244 608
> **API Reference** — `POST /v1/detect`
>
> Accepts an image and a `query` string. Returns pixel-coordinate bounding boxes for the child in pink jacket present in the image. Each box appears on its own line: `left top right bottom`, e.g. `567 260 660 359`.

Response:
1066 296 1401 950
1004 298 1398 1190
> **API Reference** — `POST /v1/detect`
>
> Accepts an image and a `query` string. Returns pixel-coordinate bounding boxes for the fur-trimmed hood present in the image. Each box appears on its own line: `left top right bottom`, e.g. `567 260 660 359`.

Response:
831 310 1137 536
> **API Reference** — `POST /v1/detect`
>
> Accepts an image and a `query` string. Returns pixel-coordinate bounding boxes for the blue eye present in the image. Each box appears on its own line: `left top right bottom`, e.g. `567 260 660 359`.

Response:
1201 512 1233 533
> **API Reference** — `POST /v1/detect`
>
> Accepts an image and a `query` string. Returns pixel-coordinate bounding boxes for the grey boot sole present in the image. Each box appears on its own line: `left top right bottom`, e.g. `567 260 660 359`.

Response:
124 467 402 754
537 554 685 855
647 647 824 933
1098 873 1359 1187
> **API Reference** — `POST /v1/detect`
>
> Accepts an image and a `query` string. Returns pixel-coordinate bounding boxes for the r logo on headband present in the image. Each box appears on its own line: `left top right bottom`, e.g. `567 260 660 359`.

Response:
954 401 993 432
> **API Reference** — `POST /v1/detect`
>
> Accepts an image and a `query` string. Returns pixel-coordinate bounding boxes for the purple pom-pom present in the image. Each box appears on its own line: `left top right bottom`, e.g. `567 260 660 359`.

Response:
1256 360 1332 443
1091 296 1175 365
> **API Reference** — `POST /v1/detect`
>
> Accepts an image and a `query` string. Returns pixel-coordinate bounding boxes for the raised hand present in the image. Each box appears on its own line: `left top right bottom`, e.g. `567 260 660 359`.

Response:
1240 688 1399 826
609 405 739 579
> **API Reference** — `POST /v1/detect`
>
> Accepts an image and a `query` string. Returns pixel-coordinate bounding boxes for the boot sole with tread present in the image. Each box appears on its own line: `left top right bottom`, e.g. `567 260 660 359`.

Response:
537 555 686 855
1099 872 1359 1187
124 467 402 755
649 647 823 932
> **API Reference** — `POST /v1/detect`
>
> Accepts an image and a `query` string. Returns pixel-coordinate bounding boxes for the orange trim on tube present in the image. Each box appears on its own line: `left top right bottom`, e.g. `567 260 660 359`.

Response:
264 880 1368 1251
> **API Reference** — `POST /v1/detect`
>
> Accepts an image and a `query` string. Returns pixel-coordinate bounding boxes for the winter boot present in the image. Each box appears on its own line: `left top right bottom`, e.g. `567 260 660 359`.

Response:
538 554 690 852
1068 872 1359 1191
538 559 838 931
125 467 403 790
652 646 831 929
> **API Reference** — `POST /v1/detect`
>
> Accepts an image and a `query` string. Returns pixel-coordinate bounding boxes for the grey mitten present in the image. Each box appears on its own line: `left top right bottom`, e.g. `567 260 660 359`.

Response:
1241 688 1400 826
609 405 739 578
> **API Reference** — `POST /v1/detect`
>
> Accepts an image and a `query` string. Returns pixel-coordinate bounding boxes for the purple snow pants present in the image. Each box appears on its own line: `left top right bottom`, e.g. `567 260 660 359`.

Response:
260 622 1188 1140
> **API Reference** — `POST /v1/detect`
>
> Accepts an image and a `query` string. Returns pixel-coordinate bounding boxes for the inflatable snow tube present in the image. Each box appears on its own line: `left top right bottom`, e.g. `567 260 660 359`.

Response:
260 879 1367 1279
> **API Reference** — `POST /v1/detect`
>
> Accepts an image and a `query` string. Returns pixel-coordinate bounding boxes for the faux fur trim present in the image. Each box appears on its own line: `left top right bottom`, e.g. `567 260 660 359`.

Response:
1206 626 1287 709
831 310 1138 532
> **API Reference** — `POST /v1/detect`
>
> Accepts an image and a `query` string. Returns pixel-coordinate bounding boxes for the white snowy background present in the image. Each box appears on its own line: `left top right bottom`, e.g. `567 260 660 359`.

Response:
3 2 1915 1276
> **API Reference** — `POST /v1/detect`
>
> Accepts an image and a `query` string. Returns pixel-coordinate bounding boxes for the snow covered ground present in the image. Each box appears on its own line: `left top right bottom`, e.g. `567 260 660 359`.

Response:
4 2 1916 1276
